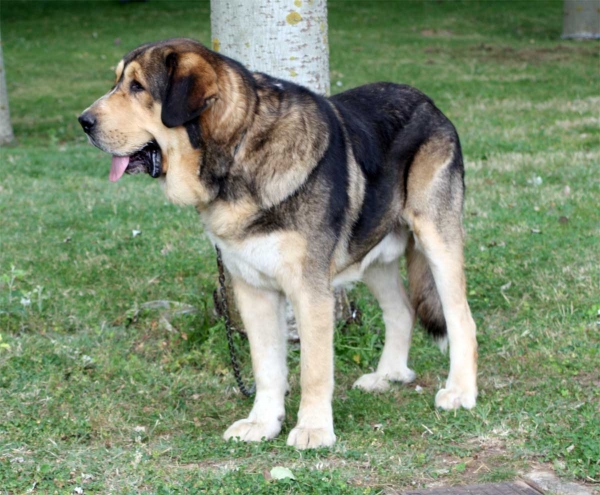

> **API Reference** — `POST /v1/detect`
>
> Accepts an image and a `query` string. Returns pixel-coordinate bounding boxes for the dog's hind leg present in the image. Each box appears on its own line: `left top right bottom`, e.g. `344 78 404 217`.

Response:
410 220 478 409
223 277 288 442
404 133 478 410
353 260 416 392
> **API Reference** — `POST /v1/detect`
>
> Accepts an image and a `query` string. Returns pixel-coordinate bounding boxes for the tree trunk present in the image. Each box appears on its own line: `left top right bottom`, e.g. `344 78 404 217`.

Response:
562 0 600 39
0 31 15 146
211 0 330 95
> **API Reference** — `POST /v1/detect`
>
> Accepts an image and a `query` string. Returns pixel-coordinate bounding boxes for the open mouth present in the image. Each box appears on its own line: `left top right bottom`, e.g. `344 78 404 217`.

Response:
109 141 162 182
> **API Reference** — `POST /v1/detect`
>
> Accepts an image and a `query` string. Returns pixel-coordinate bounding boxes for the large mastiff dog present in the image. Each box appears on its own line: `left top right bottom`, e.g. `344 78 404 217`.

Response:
79 38 478 449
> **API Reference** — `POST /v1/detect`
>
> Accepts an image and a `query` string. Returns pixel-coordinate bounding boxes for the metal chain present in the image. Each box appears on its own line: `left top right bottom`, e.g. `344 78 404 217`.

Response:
214 246 255 397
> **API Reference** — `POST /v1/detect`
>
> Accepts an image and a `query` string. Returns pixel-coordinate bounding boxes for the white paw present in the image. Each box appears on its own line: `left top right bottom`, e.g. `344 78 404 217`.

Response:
287 426 336 449
353 368 416 392
223 417 282 442
435 386 477 410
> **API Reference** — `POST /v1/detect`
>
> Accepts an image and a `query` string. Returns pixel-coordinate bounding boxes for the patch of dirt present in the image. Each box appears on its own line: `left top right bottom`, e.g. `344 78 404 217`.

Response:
573 371 600 390
421 29 454 37
469 43 598 64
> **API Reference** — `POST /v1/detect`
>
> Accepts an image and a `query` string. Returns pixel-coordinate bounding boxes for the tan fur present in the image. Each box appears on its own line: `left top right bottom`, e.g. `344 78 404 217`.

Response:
89 61 156 154
114 59 125 82
202 64 255 145
408 215 478 409
199 197 261 239
223 277 288 442
285 287 336 448
235 83 330 208
405 135 454 218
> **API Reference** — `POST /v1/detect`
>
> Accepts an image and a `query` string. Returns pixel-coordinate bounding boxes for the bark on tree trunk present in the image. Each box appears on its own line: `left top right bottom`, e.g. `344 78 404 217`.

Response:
211 0 330 95
562 0 600 39
0 32 15 146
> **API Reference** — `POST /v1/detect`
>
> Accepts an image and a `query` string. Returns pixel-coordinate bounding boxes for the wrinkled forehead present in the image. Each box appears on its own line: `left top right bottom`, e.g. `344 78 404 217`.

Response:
114 58 146 83
114 44 155 81
111 39 208 96
113 46 168 97
113 38 206 81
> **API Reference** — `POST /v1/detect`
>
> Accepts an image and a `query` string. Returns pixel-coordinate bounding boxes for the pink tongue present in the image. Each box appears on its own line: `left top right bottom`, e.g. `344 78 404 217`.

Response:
109 156 130 182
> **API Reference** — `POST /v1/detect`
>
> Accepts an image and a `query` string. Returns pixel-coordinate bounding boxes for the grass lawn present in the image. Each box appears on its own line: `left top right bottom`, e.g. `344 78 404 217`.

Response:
0 1 598 493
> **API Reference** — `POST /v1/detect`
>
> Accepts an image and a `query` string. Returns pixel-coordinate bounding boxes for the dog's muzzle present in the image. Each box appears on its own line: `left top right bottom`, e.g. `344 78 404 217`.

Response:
77 111 162 182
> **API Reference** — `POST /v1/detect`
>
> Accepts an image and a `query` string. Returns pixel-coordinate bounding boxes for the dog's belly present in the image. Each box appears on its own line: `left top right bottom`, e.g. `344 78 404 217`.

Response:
332 230 409 288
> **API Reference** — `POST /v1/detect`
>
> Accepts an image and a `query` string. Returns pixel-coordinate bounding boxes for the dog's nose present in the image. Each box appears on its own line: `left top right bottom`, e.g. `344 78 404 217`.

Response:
78 112 97 134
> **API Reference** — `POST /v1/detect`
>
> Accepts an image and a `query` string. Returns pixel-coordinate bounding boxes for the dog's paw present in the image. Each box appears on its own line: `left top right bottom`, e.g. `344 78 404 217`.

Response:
435 386 477 410
353 373 391 392
353 368 416 392
223 418 282 443
286 426 336 449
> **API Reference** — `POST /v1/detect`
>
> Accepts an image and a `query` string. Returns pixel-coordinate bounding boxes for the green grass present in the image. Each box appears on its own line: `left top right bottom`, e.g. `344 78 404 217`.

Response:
1 1 599 493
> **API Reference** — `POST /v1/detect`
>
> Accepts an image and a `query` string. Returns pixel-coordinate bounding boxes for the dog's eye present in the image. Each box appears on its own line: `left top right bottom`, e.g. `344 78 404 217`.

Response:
130 80 145 93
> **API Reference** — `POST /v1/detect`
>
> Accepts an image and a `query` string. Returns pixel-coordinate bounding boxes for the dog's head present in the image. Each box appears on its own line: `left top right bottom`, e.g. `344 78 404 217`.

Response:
79 38 225 202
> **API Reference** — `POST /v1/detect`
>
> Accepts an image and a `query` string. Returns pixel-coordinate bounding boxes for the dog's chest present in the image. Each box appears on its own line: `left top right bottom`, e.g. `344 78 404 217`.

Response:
207 232 285 291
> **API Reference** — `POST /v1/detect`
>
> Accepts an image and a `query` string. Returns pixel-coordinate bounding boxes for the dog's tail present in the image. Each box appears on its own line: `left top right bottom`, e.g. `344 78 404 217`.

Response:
406 235 448 349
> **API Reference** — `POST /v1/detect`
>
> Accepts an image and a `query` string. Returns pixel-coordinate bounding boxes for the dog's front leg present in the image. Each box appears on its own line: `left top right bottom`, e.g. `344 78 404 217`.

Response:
286 286 336 449
223 277 288 442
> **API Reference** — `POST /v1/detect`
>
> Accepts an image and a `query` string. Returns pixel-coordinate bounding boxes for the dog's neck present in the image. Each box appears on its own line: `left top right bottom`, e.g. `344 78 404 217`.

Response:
192 59 330 240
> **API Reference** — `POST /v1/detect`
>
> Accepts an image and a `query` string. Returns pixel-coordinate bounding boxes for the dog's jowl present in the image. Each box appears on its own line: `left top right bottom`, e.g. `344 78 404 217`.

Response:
80 38 478 449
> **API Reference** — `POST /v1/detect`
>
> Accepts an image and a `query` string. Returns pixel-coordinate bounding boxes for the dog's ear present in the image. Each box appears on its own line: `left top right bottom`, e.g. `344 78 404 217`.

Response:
161 51 218 128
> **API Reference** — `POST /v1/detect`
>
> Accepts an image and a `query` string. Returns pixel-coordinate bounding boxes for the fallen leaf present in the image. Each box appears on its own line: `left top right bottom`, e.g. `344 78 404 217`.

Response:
270 466 296 481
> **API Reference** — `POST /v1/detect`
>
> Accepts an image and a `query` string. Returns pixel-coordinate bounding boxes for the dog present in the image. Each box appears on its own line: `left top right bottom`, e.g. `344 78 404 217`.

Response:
79 38 478 449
